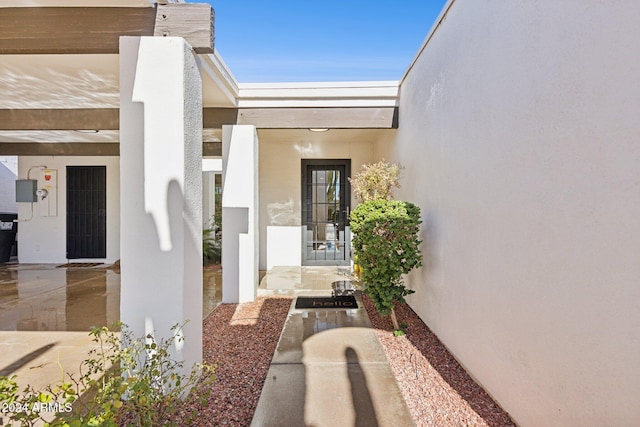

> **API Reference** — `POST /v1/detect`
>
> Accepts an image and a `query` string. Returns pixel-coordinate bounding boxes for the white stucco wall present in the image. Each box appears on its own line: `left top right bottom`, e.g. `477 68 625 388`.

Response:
119 36 203 374
259 138 377 270
377 1 640 425
0 160 17 214
17 156 120 264
222 125 259 303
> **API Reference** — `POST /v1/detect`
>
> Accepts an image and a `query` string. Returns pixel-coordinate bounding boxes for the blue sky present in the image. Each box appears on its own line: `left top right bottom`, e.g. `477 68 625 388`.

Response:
201 1 448 82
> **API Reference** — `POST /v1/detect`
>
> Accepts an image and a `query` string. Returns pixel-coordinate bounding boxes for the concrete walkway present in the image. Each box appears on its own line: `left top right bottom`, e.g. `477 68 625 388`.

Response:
253 267 415 427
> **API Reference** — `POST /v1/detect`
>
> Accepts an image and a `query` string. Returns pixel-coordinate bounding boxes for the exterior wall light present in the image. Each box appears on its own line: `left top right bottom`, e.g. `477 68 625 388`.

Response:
308 128 329 132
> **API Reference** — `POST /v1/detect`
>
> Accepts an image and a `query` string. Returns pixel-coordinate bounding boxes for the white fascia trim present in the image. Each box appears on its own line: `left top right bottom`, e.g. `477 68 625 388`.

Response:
237 81 399 108
198 50 240 107
239 81 399 89
237 99 398 108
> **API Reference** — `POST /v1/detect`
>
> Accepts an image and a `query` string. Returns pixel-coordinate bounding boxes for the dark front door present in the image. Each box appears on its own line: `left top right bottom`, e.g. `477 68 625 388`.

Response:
66 166 106 259
302 159 351 266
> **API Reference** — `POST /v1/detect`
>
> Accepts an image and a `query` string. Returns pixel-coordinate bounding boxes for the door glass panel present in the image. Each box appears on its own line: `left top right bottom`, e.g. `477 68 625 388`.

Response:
302 160 351 265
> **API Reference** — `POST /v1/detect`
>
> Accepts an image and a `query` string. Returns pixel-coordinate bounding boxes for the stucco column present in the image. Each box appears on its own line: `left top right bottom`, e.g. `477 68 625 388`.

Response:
222 125 259 303
119 37 203 374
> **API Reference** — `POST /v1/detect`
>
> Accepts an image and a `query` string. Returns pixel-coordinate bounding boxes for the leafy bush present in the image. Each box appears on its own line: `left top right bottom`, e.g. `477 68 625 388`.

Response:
0 323 215 426
350 199 423 329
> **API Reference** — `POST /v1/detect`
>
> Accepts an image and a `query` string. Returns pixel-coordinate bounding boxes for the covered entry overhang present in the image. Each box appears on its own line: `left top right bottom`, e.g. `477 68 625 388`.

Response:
0 0 399 153
0 0 225 375
0 0 398 156
0 82 399 156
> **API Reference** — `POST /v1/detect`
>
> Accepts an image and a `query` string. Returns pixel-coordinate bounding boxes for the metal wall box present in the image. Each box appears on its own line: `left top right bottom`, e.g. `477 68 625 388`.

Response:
16 179 37 203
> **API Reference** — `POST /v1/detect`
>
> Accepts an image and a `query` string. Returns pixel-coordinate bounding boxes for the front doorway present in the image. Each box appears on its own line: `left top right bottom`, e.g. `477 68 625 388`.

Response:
66 166 107 259
301 159 351 266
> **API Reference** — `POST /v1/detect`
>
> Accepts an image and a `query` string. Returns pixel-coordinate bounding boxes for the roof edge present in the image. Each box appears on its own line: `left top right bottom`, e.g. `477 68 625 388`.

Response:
236 81 399 108
400 0 456 86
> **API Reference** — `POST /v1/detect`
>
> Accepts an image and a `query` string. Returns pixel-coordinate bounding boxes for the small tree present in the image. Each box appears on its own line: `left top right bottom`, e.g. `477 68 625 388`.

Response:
350 199 423 331
349 160 401 202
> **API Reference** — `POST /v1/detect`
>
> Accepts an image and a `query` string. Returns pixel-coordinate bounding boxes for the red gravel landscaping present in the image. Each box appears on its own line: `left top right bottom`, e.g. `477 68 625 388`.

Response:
174 297 292 426
362 294 516 427
176 295 515 426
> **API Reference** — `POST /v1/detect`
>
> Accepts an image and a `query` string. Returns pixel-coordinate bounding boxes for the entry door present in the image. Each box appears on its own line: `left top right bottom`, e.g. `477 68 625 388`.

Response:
66 166 107 259
302 160 351 266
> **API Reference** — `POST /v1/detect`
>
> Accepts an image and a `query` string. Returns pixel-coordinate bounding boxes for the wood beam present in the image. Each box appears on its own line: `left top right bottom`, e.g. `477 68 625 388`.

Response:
0 108 232 130
207 107 398 128
202 108 239 128
236 107 398 129
155 4 215 54
203 142 222 157
0 107 398 130
0 142 222 157
0 143 119 156
0 7 154 54
2 108 234 130
0 109 119 131
0 4 214 55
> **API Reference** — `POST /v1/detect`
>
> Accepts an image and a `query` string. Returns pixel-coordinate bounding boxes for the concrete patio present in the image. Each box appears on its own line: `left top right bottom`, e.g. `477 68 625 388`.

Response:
0 263 221 409
1 264 415 426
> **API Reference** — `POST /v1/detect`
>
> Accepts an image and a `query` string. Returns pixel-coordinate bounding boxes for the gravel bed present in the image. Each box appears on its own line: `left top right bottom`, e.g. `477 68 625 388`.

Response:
174 294 514 426
175 297 291 426
362 295 516 427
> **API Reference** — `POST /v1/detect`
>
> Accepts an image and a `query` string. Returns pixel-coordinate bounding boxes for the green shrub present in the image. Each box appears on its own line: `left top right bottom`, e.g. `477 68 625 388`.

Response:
0 323 215 426
351 199 423 327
